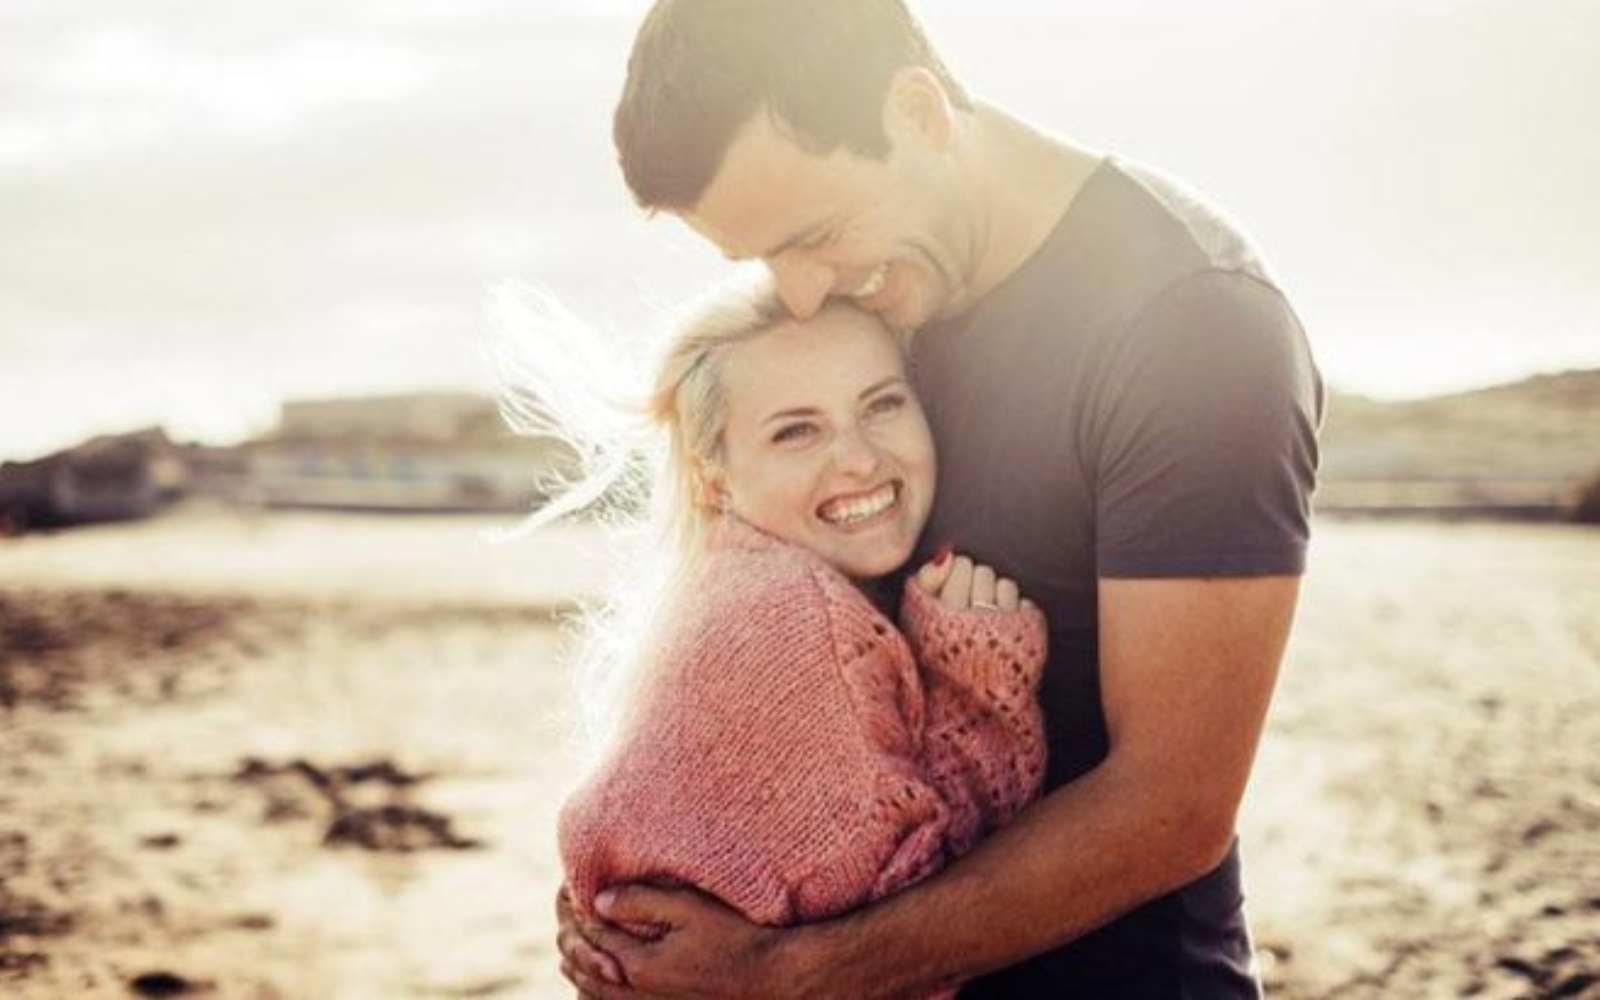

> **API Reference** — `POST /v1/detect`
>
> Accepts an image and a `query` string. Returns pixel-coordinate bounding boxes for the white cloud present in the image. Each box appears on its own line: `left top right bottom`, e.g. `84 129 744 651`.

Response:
0 25 434 167
3 0 1600 460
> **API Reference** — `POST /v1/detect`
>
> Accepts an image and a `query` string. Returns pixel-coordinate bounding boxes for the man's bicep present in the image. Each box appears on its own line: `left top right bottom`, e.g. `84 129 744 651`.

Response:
1096 575 1300 845
1093 271 1321 579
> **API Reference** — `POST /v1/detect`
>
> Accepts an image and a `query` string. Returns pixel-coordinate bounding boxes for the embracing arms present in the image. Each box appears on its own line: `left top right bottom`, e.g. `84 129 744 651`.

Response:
562 572 1299 998
561 270 1319 996
558 541 1048 978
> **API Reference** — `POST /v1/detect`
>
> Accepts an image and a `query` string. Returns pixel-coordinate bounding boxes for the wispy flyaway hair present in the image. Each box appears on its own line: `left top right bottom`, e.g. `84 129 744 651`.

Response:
484 272 788 547
483 273 789 753
483 283 654 541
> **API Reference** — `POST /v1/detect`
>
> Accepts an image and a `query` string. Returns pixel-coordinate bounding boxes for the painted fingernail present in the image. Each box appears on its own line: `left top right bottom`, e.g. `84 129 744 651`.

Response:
931 544 954 568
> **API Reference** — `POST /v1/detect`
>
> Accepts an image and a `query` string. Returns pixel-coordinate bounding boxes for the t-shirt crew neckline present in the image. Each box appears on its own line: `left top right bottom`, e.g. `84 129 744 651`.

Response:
925 154 1115 341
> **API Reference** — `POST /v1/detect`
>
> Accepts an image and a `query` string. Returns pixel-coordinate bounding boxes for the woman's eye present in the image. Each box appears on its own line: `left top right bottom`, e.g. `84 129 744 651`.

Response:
865 392 908 418
772 422 818 445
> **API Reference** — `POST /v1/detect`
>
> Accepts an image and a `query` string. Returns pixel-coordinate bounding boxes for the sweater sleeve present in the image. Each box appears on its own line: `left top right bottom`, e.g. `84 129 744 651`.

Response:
785 564 958 917
898 581 1049 853
559 545 956 929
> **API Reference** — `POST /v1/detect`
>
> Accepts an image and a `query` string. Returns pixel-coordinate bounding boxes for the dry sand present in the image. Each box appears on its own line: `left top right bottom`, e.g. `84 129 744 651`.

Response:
2 511 1598 998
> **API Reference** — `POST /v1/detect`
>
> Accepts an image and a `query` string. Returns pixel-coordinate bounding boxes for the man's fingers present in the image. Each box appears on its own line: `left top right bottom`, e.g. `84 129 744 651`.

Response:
563 960 637 1000
555 884 626 987
593 882 737 940
561 929 626 987
577 884 715 990
939 556 974 610
595 883 687 928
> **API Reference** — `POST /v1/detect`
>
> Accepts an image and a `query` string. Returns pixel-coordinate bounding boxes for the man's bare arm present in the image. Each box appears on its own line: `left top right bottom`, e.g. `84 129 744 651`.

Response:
567 574 1299 999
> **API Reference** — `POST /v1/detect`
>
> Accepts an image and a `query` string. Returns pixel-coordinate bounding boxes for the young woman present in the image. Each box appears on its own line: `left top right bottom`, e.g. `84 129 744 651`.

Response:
504 277 1048 993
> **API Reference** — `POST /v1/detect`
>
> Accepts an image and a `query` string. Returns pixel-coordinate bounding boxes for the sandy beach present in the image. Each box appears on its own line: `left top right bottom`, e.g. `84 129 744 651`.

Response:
2 511 1598 998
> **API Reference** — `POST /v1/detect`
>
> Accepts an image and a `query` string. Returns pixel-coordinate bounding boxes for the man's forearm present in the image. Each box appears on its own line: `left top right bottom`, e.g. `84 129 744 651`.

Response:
788 575 1296 998
563 578 1292 1000
790 756 1236 998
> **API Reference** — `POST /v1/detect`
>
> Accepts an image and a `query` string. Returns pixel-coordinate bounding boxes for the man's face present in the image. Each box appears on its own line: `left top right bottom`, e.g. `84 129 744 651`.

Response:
684 113 974 335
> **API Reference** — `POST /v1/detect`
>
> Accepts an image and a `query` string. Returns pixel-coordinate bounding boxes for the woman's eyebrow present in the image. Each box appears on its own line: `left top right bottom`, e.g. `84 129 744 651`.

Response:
761 404 821 427
759 377 908 426
857 376 909 400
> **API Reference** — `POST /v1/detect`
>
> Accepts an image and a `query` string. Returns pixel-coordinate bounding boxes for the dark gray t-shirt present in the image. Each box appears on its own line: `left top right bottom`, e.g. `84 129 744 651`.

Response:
909 158 1322 998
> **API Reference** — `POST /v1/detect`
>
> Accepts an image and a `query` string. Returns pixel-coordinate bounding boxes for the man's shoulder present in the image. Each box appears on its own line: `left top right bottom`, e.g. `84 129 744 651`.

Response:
957 156 1286 343
1098 157 1275 286
1058 159 1309 379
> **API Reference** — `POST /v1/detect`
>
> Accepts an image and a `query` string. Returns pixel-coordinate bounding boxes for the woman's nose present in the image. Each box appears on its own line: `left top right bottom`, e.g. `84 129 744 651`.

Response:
829 425 881 476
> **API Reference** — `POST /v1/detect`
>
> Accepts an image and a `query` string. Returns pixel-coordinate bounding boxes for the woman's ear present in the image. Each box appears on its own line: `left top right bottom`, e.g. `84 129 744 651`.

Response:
692 462 731 512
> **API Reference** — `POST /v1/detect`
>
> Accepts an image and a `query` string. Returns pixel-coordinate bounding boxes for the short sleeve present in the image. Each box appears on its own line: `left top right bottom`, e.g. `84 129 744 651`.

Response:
1092 270 1322 578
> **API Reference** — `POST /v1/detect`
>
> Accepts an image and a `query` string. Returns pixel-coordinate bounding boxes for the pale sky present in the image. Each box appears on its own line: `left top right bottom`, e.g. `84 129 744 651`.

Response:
2 0 1597 461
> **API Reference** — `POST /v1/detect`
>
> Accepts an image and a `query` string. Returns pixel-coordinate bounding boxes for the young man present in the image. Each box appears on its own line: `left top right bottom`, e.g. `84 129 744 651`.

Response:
559 1 1322 996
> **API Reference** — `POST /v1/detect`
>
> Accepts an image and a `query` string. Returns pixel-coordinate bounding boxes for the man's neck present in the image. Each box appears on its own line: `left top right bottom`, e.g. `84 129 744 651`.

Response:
957 106 1102 310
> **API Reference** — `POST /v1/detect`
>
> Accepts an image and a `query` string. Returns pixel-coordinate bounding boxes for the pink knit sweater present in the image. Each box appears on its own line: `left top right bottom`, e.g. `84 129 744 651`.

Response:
559 517 1047 980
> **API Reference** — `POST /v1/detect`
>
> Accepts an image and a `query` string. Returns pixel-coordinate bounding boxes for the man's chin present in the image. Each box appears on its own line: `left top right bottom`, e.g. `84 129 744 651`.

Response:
875 295 927 336
884 279 957 334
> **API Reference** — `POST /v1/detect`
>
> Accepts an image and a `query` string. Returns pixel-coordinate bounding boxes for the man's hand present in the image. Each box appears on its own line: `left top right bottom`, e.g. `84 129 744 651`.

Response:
556 571 1301 997
570 884 808 1000
557 884 633 997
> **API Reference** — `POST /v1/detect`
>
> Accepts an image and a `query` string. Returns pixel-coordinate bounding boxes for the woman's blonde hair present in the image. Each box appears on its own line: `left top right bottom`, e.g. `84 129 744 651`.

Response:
642 272 790 558
486 270 791 752
487 269 787 550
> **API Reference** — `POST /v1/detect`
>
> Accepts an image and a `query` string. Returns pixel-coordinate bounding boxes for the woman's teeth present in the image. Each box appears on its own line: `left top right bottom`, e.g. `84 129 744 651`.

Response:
819 483 897 525
851 266 888 300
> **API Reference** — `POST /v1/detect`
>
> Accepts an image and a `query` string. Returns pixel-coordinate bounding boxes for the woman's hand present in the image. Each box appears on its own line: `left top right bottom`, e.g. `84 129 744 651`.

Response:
914 545 1029 614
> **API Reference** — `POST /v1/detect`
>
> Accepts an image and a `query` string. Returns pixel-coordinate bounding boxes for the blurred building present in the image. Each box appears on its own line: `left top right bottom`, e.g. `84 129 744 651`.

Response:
276 393 506 445
0 394 579 532
209 392 576 513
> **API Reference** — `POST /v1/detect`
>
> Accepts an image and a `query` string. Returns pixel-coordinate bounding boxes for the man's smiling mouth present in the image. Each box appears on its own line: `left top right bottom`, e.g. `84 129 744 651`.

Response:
849 265 888 300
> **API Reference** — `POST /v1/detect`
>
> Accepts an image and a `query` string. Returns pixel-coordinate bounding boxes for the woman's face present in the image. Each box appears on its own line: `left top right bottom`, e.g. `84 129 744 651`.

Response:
712 305 935 581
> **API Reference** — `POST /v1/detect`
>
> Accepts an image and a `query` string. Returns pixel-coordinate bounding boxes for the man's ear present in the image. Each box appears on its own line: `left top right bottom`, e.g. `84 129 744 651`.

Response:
882 66 956 152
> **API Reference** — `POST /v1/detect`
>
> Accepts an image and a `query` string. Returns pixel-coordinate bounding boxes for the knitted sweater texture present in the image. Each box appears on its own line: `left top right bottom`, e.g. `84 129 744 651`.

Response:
559 517 1048 964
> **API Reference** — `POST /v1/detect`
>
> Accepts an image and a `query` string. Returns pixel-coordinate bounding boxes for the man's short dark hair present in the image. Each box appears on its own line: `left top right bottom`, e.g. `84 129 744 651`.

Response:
614 0 973 212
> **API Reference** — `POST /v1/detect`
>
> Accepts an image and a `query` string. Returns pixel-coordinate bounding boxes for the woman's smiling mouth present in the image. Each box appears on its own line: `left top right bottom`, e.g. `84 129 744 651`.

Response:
817 481 899 526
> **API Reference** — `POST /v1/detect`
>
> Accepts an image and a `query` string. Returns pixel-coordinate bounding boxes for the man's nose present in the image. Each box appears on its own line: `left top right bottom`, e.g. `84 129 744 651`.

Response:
769 254 834 319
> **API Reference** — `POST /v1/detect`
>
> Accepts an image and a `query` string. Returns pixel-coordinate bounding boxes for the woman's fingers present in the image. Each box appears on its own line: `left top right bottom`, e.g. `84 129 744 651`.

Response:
970 563 998 609
939 556 974 610
914 544 955 594
996 576 1020 612
928 555 1026 613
